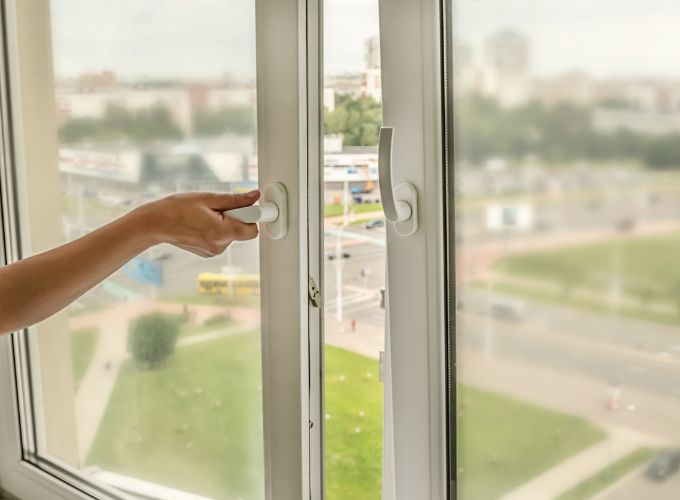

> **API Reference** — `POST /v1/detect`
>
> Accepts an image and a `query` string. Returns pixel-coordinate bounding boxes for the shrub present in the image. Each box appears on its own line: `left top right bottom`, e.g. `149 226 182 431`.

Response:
128 313 181 369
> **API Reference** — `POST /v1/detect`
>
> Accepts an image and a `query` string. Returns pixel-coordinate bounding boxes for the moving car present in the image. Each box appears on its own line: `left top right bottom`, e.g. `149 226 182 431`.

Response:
364 219 385 230
327 251 351 260
645 449 680 481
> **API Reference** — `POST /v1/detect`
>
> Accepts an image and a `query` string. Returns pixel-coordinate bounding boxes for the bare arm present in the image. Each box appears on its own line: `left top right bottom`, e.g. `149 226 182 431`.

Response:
0 190 260 335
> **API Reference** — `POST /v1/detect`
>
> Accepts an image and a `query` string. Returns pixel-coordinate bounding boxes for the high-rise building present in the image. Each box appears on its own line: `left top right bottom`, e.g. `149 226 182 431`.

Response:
364 36 380 70
358 36 382 101
483 30 531 108
484 31 529 77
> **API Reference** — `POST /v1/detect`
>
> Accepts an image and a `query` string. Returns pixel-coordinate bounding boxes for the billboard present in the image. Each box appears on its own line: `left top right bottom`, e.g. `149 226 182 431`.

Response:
486 203 534 231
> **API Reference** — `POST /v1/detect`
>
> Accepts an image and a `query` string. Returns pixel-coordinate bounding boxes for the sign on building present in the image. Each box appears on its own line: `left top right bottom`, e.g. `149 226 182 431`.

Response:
486 203 534 231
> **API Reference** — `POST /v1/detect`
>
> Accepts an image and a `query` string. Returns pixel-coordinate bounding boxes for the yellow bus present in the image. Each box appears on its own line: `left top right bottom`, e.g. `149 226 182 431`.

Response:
197 273 260 297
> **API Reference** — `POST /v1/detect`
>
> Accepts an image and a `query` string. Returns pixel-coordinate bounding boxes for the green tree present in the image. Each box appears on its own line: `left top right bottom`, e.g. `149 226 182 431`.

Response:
193 106 256 136
324 95 383 146
642 134 680 169
452 95 680 169
128 312 181 369
59 106 184 145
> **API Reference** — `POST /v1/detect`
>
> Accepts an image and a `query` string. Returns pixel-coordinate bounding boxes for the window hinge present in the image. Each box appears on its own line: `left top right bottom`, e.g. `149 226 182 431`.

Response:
308 277 322 308
379 288 386 309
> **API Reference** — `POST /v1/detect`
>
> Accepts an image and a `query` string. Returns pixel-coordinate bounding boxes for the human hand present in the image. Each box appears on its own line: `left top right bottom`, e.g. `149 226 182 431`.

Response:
140 190 260 257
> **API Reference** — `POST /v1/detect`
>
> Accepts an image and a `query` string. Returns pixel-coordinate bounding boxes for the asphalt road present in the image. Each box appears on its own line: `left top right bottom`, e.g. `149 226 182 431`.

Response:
599 464 680 500
458 288 680 403
323 224 386 329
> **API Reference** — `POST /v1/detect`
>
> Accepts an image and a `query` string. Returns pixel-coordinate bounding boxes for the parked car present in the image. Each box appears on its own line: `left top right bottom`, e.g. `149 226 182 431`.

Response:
327 251 351 261
488 298 525 321
645 449 680 481
455 295 525 321
364 219 385 230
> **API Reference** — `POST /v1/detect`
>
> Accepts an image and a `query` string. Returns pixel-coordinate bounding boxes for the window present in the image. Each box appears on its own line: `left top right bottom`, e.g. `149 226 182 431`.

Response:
0 0 448 499
17 1 265 497
453 1 680 499
323 1 386 499
0 0 316 498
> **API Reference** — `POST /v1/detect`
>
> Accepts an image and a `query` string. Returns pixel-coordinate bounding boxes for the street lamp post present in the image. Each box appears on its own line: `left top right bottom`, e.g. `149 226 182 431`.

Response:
335 179 351 322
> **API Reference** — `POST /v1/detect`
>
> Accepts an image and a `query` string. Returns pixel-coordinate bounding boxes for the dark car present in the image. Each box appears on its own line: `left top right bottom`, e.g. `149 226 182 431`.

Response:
327 251 351 261
645 449 680 481
364 219 385 230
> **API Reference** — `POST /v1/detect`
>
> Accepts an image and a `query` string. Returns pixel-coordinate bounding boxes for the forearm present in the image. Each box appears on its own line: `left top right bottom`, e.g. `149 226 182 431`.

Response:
0 206 159 335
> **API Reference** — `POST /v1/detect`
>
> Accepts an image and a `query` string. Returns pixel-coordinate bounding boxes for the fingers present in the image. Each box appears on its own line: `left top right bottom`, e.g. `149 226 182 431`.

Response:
204 190 260 210
226 220 259 241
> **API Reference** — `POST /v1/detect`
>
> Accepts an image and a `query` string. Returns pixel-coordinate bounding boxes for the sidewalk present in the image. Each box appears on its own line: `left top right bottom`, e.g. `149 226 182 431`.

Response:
462 350 671 499
459 349 680 442
502 426 656 500
72 300 259 463
324 316 384 359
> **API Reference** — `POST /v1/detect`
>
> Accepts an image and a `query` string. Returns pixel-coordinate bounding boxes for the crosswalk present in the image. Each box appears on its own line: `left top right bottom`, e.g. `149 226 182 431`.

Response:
324 287 384 323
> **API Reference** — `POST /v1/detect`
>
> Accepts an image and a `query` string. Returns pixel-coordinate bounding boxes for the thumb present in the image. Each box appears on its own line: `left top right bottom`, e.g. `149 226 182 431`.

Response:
205 190 260 210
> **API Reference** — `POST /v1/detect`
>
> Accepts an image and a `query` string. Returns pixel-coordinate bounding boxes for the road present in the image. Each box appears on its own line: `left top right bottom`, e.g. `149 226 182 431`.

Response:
597 465 680 500
458 289 680 402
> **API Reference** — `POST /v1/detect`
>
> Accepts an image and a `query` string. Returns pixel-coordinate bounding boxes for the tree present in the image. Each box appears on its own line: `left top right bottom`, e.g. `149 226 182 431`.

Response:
193 106 256 136
324 95 383 146
642 134 680 169
128 312 181 369
451 95 680 169
59 106 184 145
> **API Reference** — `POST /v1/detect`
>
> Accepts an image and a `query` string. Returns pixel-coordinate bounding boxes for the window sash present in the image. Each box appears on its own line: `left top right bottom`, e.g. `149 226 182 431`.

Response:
0 1 320 499
377 0 449 498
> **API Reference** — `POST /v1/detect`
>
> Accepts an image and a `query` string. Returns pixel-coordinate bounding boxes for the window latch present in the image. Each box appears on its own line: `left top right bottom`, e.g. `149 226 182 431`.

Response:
308 277 322 308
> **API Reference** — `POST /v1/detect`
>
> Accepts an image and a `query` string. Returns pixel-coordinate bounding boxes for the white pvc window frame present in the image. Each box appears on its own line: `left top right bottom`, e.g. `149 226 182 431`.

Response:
0 1 321 500
0 0 449 498
378 0 449 498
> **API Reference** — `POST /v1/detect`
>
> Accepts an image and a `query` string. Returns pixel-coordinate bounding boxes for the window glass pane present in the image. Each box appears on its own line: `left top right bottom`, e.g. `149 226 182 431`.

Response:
323 1 384 498
455 2 680 499
29 2 264 498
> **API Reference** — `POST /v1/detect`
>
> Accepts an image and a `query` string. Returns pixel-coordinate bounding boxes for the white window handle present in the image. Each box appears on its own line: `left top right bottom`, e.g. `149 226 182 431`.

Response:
222 182 288 239
378 127 418 236
224 203 279 224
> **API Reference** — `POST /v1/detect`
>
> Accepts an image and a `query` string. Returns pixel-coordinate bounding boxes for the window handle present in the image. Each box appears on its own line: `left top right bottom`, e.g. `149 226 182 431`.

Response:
224 203 278 224
378 127 418 236
223 182 288 239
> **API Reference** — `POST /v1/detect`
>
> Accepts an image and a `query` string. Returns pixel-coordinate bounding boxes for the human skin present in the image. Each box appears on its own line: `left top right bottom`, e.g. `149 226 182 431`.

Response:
0 190 260 335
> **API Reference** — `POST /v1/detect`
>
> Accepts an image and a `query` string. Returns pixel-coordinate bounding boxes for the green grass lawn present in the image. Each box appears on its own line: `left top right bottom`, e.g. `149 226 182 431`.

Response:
87 332 265 499
87 338 604 500
457 386 606 500
497 232 680 305
324 202 383 218
490 281 680 327
556 448 655 500
325 346 383 500
70 327 99 390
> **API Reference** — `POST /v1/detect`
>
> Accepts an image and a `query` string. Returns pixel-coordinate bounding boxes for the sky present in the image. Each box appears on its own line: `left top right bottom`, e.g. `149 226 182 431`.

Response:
51 0 680 81
455 0 680 79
